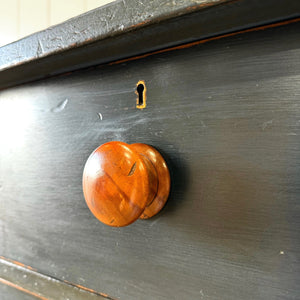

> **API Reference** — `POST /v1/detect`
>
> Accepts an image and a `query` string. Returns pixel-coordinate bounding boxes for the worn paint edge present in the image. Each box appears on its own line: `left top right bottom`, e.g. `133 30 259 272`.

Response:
0 0 230 71
0 277 49 300
0 256 38 272
0 0 299 91
0 257 116 300
109 17 300 66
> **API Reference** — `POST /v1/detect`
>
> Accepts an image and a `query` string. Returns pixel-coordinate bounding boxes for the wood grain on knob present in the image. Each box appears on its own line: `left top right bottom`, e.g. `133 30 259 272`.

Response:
82 141 170 227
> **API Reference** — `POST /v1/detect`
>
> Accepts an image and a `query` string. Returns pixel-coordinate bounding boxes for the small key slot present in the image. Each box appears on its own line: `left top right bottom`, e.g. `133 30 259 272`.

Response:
136 80 146 109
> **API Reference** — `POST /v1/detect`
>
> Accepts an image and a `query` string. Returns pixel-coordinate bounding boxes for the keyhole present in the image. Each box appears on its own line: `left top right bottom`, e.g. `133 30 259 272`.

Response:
136 80 146 109
137 84 144 106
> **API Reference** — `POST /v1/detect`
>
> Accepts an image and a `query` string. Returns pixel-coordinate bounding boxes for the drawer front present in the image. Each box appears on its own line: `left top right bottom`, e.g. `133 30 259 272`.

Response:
0 22 299 299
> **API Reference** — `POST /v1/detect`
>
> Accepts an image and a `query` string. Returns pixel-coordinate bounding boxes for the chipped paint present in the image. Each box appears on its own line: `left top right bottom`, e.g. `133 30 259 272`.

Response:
0 2 298 91
262 120 273 131
0 0 229 71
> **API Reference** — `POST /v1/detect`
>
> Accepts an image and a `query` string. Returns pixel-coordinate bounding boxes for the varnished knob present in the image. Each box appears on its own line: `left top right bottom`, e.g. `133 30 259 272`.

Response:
82 141 170 227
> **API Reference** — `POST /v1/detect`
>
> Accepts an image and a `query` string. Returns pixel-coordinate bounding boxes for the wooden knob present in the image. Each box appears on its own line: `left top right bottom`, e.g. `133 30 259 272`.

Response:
82 141 170 227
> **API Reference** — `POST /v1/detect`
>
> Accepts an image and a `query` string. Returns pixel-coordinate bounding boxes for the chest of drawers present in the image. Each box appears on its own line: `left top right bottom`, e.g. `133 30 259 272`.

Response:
0 1 299 299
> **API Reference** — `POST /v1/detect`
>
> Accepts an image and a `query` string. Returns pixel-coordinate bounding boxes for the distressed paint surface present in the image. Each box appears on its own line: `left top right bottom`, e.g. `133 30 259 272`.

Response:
0 22 300 299
0 258 111 299
0 0 299 90
0 0 228 70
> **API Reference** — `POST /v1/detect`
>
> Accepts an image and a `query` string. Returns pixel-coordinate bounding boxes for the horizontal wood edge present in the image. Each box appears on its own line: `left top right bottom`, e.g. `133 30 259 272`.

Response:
0 0 229 71
0 0 299 90
0 257 115 300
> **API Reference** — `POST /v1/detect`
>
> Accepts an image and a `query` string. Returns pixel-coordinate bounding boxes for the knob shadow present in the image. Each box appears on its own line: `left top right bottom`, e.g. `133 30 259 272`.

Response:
150 144 190 218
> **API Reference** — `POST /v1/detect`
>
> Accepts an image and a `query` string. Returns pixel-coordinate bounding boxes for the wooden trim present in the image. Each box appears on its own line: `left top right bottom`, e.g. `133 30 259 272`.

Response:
0 0 299 90
0 257 114 300
0 278 49 300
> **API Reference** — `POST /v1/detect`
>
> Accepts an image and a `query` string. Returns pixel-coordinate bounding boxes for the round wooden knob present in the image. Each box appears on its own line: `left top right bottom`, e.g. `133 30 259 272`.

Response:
82 141 170 227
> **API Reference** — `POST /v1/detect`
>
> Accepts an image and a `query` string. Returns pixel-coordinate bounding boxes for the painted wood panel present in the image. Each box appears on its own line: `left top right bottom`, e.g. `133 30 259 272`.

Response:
0 21 299 300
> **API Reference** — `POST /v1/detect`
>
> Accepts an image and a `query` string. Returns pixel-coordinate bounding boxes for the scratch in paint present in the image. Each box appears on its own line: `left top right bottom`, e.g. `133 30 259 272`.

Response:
262 120 273 131
51 99 68 113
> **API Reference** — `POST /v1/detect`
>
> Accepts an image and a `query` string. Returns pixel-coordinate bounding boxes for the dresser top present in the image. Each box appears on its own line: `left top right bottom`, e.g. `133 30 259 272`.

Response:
0 0 298 90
